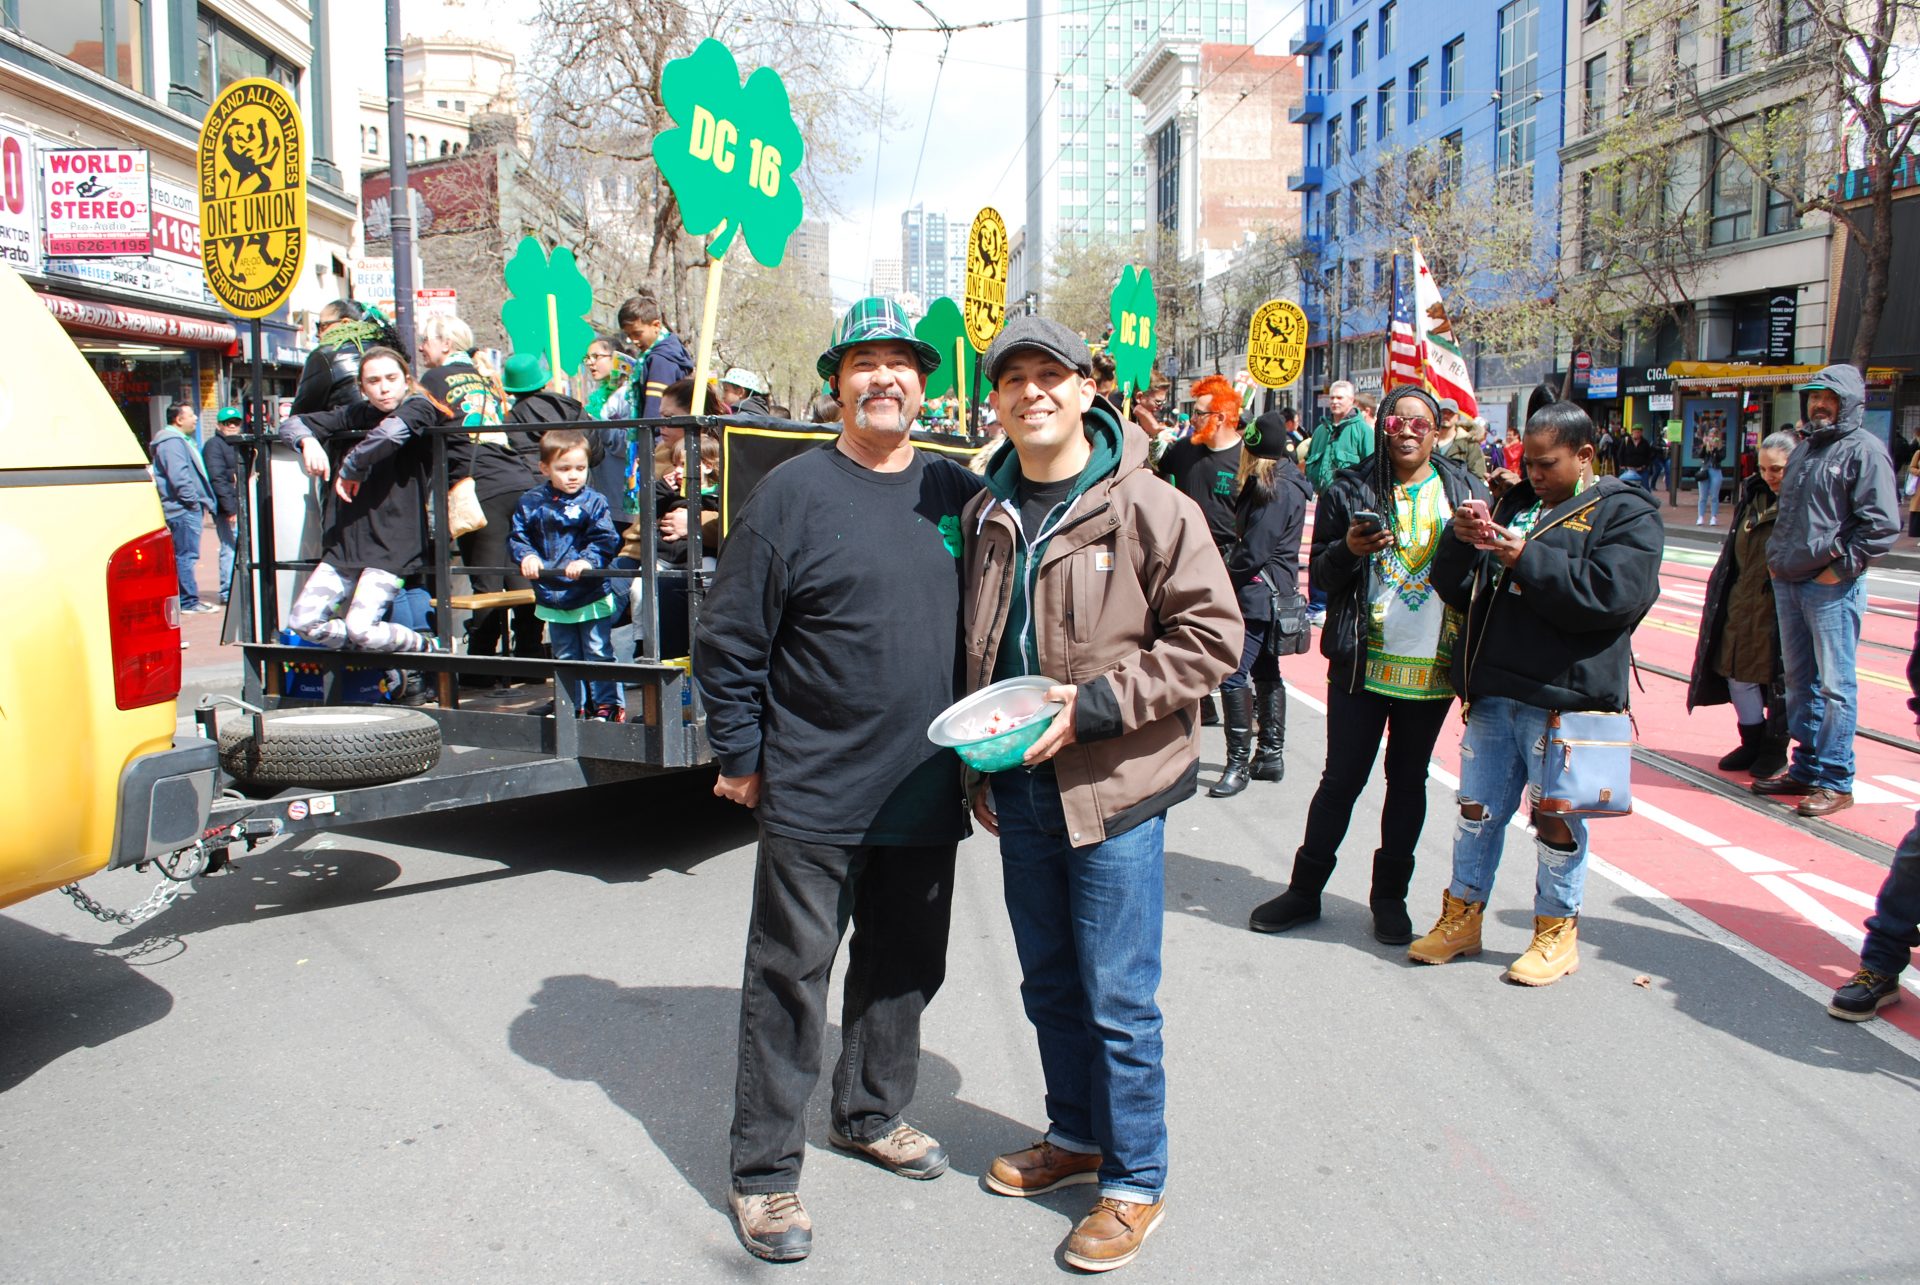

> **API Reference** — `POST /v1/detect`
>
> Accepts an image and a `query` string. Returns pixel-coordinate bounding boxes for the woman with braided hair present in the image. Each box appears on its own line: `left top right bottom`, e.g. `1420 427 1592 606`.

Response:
1249 385 1489 944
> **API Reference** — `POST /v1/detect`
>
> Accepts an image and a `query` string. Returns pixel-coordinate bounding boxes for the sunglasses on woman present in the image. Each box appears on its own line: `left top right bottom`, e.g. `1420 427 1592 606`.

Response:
1382 414 1434 435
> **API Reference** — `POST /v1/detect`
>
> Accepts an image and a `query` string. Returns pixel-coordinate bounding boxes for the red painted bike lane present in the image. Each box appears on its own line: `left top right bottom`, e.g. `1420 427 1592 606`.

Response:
1279 531 1919 1041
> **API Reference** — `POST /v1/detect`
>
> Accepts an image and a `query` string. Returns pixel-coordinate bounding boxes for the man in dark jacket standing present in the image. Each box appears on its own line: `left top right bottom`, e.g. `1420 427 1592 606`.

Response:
1751 364 1900 818
152 402 218 614
202 406 244 605
1411 402 1662 986
695 298 982 1264
963 316 1239 1273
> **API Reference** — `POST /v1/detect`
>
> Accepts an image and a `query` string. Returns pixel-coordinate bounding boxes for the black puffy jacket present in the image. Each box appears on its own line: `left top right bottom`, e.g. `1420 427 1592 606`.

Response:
1310 452 1487 694
291 316 402 413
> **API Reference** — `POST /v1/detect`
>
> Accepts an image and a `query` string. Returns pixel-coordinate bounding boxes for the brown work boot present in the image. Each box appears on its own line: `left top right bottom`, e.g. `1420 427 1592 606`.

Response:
1751 772 1817 797
1506 915 1580 986
827 1121 948 1179
1063 1196 1166 1272
985 1139 1103 1197
728 1190 812 1262
1407 890 1485 965
1798 789 1854 818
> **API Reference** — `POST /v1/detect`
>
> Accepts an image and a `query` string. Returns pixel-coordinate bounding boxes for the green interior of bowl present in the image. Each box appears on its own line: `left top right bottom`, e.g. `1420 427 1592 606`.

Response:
955 717 1054 772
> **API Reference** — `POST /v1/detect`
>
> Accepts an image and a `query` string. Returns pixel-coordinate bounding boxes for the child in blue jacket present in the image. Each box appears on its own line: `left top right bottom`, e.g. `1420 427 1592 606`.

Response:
508 429 624 720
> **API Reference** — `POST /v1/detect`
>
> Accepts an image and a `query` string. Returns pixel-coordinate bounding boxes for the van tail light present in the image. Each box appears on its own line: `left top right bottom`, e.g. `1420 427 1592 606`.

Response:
107 529 182 710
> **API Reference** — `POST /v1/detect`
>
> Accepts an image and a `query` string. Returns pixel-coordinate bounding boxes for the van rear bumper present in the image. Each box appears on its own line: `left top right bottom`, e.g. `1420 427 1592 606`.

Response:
107 737 220 871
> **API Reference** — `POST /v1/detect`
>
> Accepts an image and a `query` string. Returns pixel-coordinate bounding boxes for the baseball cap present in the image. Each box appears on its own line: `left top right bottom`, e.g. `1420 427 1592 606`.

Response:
981 315 1093 385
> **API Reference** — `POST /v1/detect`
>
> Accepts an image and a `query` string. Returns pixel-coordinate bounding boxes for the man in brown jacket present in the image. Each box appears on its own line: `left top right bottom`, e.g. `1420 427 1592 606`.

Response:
962 315 1239 1273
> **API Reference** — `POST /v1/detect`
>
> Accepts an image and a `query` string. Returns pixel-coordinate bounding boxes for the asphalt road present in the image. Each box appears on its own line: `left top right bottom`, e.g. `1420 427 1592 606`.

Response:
5 693 1919 1283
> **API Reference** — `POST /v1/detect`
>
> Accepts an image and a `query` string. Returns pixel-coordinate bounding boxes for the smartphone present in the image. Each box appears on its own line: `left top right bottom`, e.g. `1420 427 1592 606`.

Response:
1352 509 1384 536
1456 499 1490 524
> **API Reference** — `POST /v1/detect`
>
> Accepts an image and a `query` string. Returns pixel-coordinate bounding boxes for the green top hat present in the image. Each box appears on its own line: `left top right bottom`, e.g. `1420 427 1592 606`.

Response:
816 297 943 382
502 351 552 394
216 406 242 423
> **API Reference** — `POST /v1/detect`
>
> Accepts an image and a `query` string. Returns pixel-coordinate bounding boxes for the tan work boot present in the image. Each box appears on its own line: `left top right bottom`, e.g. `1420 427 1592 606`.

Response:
1064 1196 1166 1272
826 1121 948 1179
728 1189 812 1262
1506 915 1580 986
1407 890 1485 964
985 1139 1103 1197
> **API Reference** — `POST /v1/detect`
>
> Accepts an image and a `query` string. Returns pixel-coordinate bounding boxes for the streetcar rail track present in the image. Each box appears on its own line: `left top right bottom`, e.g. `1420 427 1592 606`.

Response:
1633 659 1920 756
1630 743 1899 868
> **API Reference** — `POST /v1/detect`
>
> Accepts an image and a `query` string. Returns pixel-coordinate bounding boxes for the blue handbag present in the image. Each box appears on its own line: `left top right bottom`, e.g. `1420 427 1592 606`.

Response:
1531 710 1635 819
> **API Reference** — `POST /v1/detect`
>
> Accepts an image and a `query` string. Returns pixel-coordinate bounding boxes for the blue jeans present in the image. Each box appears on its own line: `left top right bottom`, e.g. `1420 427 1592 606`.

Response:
1696 467 1723 523
215 514 237 600
607 554 640 666
1862 816 1920 977
1449 696 1590 917
1773 576 1865 792
1647 451 1669 493
547 613 620 712
165 509 204 609
990 769 1167 1202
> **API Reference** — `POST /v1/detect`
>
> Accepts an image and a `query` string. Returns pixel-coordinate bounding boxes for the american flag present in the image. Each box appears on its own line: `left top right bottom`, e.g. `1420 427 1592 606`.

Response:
1386 253 1424 388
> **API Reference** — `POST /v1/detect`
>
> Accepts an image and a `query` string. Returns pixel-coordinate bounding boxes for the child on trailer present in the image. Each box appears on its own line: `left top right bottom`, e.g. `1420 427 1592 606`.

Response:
279 346 440 654
508 429 625 721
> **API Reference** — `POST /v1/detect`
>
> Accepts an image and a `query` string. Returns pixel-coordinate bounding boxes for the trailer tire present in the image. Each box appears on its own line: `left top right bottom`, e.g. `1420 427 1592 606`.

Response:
219 708 442 790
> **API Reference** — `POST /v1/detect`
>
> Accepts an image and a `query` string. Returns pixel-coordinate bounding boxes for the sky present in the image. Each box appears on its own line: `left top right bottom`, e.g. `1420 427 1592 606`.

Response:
356 0 1302 303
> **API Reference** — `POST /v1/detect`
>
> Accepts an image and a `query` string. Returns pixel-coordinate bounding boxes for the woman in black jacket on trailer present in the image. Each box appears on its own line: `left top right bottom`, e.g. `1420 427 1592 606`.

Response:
1211 410 1313 798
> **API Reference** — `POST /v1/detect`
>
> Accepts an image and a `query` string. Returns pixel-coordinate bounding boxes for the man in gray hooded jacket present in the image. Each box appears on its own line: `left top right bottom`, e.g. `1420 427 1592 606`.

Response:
1752 364 1899 817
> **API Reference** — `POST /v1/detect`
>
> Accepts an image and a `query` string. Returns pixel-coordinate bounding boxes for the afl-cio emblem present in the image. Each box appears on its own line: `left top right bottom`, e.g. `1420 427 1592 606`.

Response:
198 77 307 318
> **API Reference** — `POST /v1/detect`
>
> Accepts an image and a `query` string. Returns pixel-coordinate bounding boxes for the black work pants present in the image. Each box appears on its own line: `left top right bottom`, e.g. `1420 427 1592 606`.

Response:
729 829 956 1194
1300 681 1453 862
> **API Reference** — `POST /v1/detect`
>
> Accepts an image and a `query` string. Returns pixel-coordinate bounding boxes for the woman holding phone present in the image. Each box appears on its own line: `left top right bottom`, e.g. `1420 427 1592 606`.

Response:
1249 386 1491 944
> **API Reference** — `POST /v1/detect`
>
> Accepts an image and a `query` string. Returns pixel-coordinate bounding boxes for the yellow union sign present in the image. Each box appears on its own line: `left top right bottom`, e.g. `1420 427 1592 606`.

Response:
198 77 307 318
1246 298 1308 389
964 206 1009 353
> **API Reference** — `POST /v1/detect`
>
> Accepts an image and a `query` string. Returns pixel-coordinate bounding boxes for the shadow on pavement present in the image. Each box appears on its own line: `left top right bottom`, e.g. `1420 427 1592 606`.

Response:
1494 905 1920 1086
0 915 174 1093
508 978 1041 1218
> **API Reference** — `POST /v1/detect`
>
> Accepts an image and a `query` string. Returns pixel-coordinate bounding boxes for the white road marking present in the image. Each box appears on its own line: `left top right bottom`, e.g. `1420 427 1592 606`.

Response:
1790 871 1878 910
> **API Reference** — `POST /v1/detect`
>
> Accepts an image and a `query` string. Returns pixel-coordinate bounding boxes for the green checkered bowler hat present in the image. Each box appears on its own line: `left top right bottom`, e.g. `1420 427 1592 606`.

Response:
816 296 943 382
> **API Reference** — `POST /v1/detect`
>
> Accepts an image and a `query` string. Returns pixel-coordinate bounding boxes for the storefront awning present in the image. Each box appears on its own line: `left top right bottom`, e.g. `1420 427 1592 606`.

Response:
36 291 237 350
1668 361 1905 390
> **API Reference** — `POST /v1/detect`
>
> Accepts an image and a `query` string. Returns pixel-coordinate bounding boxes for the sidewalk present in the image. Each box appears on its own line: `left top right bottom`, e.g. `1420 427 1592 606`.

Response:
176 517 245 706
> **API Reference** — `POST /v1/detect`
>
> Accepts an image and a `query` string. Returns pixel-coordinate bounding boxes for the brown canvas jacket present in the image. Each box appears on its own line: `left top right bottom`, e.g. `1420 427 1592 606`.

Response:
961 417 1241 845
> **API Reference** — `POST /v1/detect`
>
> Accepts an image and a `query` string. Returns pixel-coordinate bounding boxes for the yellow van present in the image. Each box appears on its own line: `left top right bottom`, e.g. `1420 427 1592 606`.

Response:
0 263 217 911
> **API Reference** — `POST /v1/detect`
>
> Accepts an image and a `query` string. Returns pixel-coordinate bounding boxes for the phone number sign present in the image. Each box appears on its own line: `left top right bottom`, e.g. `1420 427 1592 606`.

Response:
41 148 152 256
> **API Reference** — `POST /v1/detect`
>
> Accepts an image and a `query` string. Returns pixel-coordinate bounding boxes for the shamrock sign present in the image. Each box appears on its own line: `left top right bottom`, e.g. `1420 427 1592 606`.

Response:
500 237 596 381
652 39 806 266
1107 265 1159 396
914 297 977 401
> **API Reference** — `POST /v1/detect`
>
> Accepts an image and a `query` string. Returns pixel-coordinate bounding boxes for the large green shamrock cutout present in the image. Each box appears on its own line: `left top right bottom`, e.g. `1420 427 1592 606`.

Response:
914 297 976 401
1107 266 1160 397
500 237 596 380
652 39 807 266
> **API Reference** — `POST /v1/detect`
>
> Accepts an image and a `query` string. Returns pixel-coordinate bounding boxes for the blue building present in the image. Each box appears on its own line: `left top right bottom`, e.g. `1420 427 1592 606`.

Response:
1290 0 1566 429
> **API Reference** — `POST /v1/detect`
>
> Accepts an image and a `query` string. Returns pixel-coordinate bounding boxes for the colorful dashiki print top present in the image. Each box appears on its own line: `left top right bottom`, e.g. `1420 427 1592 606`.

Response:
1365 470 1463 701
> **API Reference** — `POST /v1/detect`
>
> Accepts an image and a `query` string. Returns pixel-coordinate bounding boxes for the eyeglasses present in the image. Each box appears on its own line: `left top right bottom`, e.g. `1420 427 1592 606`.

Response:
1382 415 1434 435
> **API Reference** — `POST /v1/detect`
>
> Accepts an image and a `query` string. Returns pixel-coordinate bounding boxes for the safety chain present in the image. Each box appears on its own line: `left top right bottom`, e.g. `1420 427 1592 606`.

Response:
60 844 211 927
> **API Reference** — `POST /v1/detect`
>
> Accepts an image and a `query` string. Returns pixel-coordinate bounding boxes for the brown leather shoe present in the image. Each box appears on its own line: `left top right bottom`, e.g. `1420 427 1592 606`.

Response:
1063 1196 1166 1272
827 1122 948 1179
985 1139 1102 1197
1751 773 1817 797
1797 788 1855 818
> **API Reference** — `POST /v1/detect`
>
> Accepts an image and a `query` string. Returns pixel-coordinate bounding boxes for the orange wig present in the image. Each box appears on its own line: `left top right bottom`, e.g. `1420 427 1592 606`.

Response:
1189 374 1243 447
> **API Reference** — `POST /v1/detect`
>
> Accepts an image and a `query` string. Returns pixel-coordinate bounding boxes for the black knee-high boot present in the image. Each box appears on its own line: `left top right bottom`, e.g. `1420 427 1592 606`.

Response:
1250 679 1286 781
1210 687 1254 797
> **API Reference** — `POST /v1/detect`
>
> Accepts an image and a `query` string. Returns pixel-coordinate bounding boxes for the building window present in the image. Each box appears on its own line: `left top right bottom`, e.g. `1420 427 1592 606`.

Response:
436 98 448 108
1584 53 1607 131
368 124 380 153
1708 133 1754 245
195 9 298 102
1379 2 1395 56
1441 36 1464 106
1720 4 1753 76
1328 115 1343 166
1378 81 1395 139
1328 186 1341 237
1778 0 1814 52
1764 131 1803 234
1152 120 1180 234
1406 60 1428 122
1351 23 1367 75
1584 0 1606 23
1349 180 1366 233
455 98 466 112
1344 259 1363 308
1328 44 1342 93
1351 99 1367 151
438 139 450 156
1440 130 1464 189
1495 1 1539 174
4 0 148 92
1624 32 1648 91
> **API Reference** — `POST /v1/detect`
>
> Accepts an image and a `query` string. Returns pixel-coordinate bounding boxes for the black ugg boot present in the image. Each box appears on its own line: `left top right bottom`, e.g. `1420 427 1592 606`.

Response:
1718 722 1766 772
1249 850 1336 934
1210 687 1254 797
1250 679 1286 781
1368 850 1417 944
1750 732 1790 780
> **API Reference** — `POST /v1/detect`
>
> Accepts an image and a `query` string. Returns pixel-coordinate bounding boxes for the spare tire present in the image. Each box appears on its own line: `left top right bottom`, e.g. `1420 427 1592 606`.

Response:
220 707 442 790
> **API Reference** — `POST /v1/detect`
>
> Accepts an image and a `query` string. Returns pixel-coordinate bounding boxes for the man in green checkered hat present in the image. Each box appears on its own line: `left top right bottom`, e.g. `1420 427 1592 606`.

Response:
697 297 984 1263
